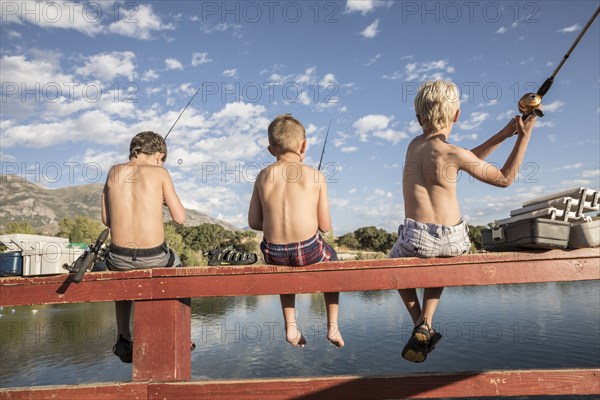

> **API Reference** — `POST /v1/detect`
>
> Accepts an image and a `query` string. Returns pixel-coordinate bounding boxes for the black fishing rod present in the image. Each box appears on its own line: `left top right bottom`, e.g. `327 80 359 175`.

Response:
317 120 332 171
164 84 203 140
519 5 600 119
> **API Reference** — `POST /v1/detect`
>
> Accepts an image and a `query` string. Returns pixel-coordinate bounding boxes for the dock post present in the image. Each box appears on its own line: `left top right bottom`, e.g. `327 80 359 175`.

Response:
132 298 192 381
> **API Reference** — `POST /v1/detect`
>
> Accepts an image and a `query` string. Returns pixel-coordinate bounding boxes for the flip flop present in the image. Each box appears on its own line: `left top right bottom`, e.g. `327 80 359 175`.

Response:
402 322 433 363
205 246 257 266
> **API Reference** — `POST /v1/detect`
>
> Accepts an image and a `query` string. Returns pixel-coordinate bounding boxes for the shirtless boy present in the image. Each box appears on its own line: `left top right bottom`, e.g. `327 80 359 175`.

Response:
248 114 344 348
391 80 538 362
102 131 186 363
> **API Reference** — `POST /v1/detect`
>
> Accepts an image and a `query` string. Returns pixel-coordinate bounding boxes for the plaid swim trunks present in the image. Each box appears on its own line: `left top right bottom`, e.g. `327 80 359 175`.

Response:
389 218 471 258
260 232 338 266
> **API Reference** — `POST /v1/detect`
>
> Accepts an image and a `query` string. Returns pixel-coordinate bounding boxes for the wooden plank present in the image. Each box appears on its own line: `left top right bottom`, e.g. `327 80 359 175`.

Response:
1 249 598 307
1 369 597 399
149 369 600 399
0 382 148 400
132 299 192 382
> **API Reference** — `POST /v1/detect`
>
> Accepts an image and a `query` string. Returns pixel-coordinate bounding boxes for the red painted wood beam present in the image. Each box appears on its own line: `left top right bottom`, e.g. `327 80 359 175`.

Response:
133 298 192 382
1 249 598 307
1 369 598 400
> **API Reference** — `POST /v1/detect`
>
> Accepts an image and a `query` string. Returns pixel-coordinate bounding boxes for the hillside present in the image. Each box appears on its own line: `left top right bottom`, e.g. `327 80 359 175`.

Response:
0 174 237 234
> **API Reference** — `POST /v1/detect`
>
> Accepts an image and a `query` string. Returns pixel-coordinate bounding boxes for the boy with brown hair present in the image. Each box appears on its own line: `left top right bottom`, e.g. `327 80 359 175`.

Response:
102 131 187 363
392 80 538 362
248 114 344 348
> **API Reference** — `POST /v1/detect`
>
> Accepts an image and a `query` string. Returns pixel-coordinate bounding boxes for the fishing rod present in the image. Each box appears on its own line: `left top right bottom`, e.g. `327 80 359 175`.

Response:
164 84 203 140
518 5 600 120
317 119 332 171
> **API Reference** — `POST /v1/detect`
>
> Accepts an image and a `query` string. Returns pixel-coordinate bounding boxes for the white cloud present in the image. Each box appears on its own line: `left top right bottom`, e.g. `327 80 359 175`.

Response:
352 115 407 144
141 69 159 81
558 24 581 33
346 0 376 14
191 52 213 66
340 146 358 153
108 4 174 40
365 53 381 66
165 58 184 70
320 73 337 86
542 100 565 113
405 60 455 82
76 51 137 81
458 112 489 131
407 120 422 135
373 129 408 144
581 170 600 178
345 0 389 15
382 71 403 80
353 114 390 141
0 0 104 36
222 68 239 78
360 19 380 39
496 26 508 34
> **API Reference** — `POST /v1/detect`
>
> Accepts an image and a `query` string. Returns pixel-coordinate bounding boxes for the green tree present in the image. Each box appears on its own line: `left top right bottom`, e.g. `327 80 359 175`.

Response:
58 216 104 243
336 232 360 249
4 221 36 234
468 225 486 252
164 223 203 266
354 226 396 252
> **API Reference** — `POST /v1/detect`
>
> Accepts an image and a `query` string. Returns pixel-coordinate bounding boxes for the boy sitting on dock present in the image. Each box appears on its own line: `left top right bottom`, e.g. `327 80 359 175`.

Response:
101 131 187 363
248 114 344 348
392 80 538 362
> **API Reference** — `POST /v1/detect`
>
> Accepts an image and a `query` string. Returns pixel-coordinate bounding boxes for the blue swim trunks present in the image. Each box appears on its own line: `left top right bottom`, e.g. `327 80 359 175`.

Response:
260 232 338 266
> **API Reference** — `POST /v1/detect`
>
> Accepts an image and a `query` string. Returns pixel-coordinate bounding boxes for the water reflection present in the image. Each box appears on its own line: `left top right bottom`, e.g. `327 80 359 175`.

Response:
1 281 599 394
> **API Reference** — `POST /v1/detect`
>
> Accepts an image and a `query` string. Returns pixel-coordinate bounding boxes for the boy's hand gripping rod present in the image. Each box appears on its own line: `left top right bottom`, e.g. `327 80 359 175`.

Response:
518 5 600 120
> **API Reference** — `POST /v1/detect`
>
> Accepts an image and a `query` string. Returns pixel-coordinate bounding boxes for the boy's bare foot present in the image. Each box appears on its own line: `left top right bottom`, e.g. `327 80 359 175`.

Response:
286 324 306 347
327 330 345 348
327 324 345 348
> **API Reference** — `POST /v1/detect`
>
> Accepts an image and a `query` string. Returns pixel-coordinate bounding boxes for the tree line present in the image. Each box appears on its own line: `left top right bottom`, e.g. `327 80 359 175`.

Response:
1 218 488 264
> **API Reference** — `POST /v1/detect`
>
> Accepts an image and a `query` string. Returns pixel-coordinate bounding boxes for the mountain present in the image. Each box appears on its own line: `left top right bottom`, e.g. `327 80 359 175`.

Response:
0 174 237 234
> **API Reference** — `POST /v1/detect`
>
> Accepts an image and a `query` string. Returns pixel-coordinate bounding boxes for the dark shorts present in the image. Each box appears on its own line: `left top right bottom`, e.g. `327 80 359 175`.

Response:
106 242 181 271
260 232 338 266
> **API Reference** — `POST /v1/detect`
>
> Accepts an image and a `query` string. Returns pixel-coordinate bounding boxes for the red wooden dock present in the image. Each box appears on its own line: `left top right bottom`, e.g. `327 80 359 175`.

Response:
1 248 599 399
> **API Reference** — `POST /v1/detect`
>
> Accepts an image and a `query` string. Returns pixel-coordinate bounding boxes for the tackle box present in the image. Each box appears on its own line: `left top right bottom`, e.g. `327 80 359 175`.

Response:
0 234 84 276
568 219 600 249
482 218 571 252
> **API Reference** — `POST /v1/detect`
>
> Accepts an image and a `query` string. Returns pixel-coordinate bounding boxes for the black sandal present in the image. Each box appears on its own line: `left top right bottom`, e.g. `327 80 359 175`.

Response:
205 246 257 266
113 335 133 364
402 321 433 363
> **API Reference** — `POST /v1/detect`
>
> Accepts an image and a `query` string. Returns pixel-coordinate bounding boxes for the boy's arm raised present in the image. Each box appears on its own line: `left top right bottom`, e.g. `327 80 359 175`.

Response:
470 117 517 160
317 172 332 233
455 115 536 187
162 170 186 224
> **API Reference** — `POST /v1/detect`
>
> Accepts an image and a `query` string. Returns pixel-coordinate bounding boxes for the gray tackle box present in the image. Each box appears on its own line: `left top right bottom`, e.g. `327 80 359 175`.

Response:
482 218 571 252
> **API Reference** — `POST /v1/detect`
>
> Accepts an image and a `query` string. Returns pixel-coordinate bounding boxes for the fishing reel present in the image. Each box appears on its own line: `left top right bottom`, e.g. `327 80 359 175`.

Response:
518 93 545 118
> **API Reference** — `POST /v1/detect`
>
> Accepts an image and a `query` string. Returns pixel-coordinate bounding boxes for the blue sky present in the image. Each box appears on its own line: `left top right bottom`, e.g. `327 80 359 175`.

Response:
1 0 599 233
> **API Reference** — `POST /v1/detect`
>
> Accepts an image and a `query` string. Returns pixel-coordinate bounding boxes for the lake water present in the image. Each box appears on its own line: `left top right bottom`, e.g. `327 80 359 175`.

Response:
1 281 599 399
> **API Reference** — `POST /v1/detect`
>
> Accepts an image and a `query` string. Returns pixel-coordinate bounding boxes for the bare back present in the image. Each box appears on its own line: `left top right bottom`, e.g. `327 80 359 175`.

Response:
403 134 462 226
249 161 330 243
102 162 184 248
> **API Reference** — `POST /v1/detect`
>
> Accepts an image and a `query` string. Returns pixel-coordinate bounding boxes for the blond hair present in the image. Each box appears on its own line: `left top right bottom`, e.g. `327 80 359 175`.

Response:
414 80 460 133
267 114 306 154
129 131 167 161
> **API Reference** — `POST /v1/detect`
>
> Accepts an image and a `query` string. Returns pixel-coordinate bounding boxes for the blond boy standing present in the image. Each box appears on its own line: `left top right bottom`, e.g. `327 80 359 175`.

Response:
248 114 344 348
392 80 538 362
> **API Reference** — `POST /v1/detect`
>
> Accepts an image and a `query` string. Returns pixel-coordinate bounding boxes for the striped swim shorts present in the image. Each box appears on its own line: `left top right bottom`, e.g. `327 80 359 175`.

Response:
389 218 471 258
260 232 338 266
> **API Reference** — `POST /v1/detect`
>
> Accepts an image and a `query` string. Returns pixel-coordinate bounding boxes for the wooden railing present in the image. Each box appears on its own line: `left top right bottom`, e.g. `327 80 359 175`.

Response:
1 248 599 399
